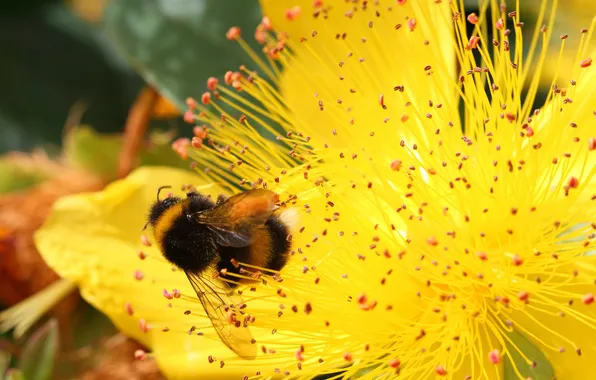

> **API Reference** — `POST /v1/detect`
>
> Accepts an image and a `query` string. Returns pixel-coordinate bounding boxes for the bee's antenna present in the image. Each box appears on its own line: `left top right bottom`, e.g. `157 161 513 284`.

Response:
157 185 172 201
141 221 150 231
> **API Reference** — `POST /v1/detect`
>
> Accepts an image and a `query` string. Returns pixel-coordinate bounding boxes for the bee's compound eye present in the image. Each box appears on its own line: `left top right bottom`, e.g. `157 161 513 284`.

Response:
162 197 178 208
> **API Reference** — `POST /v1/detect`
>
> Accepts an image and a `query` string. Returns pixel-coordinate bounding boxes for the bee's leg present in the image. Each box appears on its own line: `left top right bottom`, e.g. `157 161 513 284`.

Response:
216 194 228 205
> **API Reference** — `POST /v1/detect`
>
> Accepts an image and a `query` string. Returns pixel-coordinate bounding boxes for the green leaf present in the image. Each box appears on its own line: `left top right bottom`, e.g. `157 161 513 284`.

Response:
503 329 555 380
4 369 25 380
17 319 59 380
104 0 263 109
63 125 189 181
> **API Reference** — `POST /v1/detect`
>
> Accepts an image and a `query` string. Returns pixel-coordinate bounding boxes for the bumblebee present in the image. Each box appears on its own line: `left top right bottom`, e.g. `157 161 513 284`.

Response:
145 186 294 359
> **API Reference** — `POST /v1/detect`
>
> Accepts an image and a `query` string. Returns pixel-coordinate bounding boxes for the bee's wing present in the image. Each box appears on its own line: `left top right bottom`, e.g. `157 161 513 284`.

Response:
185 271 257 359
195 189 279 247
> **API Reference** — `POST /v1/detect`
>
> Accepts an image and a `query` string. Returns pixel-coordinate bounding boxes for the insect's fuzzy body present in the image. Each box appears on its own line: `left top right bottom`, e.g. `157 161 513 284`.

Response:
148 191 291 285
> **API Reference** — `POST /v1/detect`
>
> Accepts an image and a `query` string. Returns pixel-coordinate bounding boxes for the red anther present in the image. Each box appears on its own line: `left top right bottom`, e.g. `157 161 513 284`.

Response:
255 26 266 44
231 72 242 81
201 92 211 105
378 94 385 108
426 236 438 246
134 270 144 281
467 36 480 49
505 113 516 122
224 71 234 85
183 111 194 124
193 126 208 139
467 13 479 24
568 176 579 189
401 114 409 122
512 254 524 266
227 310 237 323
134 349 147 360
191 137 203 149
357 293 368 304
391 159 402 171
397 0 407 5
207 77 219 91
261 16 273 30
518 291 530 303
408 18 417 31
435 366 447 376
525 127 534 137
226 26 241 40
488 349 501 364
313 0 323 7
137 251 146 260
580 57 592 68
232 80 242 91
582 293 594 305
388 358 401 368
496 18 505 30
588 137 596 151
185 97 197 109
139 319 149 333
285 6 301 21
295 349 305 361
162 289 173 300
476 251 488 261
125 302 134 316
172 289 181 298
343 352 352 361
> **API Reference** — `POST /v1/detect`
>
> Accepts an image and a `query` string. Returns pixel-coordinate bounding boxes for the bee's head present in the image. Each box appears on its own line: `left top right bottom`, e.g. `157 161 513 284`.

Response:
145 186 181 228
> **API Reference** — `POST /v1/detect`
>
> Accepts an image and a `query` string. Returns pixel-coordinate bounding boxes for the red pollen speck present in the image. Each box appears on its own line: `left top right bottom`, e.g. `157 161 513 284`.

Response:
141 235 151 246
313 0 323 7
518 291 530 303
226 26 241 40
512 255 524 266
401 114 409 122
467 36 480 49
397 0 407 5
489 349 501 364
172 289 181 298
138 251 146 260
525 127 534 137
505 113 516 123
496 18 505 30
388 358 401 368
568 176 579 188
476 251 488 261
207 77 219 91
183 111 194 124
357 293 368 304
125 302 134 316
285 6 301 21
435 366 447 376
426 236 438 246
589 138 596 151
296 349 305 361
582 293 595 305
391 159 402 171
467 13 479 24
134 270 144 281
378 94 385 108
201 92 211 105
162 288 173 300
343 352 353 361
134 349 147 361
408 18 417 31
580 57 592 68
224 71 234 85
139 319 150 333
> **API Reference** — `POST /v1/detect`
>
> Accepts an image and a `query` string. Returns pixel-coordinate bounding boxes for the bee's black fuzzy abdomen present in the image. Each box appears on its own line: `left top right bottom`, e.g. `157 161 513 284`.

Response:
264 214 290 271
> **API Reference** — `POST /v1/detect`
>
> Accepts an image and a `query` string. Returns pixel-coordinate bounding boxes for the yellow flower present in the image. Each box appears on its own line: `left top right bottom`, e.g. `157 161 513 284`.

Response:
23 0 596 379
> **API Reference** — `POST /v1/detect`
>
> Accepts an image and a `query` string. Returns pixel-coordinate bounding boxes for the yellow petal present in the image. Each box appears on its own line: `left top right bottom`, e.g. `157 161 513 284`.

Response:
261 0 457 150
508 256 596 379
